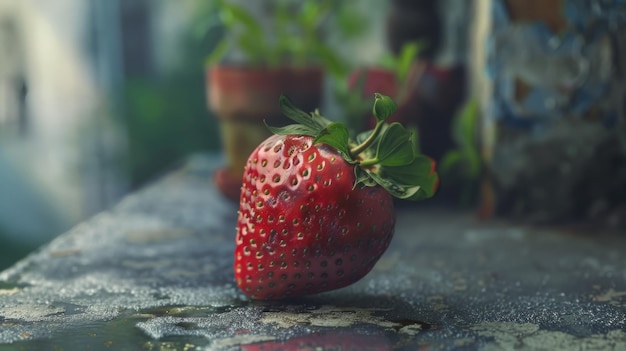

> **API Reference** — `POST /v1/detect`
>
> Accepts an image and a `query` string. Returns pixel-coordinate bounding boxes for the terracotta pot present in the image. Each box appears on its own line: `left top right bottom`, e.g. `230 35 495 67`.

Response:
206 65 323 200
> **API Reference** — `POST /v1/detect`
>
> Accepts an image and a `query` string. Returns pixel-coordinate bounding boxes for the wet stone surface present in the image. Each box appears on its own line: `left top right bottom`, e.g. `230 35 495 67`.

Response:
0 155 625 350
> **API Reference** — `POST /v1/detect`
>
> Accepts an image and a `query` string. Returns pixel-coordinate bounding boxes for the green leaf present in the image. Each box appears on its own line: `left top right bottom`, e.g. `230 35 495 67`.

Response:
396 40 424 82
457 99 481 178
353 167 378 188
445 98 482 180
454 98 479 150
380 155 438 200
372 93 397 122
265 122 320 137
310 109 334 128
465 148 482 178
407 125 421 155
367 171 422 199
216 2 269 64
376 123 415 166
314 122 352 160
379 53 396 72
313 42 349 78
205 40 230 65
268 96 335 138
335 2 367 38
278 95 326 134
439 150 462 175
236 34 266 65
377 41 424 84
300 0 323 30
220 2 263 33
405 185 435 201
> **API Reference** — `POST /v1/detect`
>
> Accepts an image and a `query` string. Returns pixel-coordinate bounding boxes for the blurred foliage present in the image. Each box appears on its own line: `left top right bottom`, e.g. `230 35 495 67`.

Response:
123 6 220 187
335 70 370 133
124 78 219 187
202 0 366 78
379 40 425 86
439 98 482 206
335 41 425 134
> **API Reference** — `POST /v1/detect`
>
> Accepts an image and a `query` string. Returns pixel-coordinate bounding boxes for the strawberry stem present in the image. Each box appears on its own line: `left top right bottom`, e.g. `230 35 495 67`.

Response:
358 157 379 167
349 120 384 158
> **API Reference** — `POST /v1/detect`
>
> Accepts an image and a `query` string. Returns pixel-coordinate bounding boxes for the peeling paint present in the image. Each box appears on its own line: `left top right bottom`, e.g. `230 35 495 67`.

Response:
397 323 422 335
0 304 66 322
592 289 626 306
142 341 197 351
259 305 399 330
0 287 20 295
427 295 449 311
471 322 626 350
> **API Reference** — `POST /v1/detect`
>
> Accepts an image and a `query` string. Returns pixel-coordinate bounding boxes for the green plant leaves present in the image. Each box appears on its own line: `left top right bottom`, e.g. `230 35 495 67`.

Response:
205 40 230 66
380 155 438 201
314 122 352 161
279 95 320 130
396 41 424 82
215 1 268 65
354 167 378 188
205 0 357 71
367 171 423 199
358 157 438 201
376 123 415 166
312 42 349 78
265 123 319 137
441 98 481 179
372 93 397 122
268 93 439 202
439 150 462 175
356 122 438 201
219 1 263 33
379 40 425 85
268 96 328 137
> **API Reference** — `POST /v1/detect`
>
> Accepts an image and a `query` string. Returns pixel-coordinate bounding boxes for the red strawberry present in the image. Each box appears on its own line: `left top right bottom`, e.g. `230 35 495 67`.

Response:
234 94 438 299
235 134 395 299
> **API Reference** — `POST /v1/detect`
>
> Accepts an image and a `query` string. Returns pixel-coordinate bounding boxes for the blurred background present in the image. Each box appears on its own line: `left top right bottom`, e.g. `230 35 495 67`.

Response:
0 0 624 270
0 0 222 269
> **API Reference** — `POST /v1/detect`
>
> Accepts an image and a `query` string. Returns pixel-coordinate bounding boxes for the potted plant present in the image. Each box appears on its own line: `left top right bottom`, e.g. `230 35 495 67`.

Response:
343 0 468 165
203 0 349 200
341 40 425 132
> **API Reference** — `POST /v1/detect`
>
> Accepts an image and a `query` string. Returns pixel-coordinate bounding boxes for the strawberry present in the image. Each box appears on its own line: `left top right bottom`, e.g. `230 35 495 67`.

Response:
234 94 438 299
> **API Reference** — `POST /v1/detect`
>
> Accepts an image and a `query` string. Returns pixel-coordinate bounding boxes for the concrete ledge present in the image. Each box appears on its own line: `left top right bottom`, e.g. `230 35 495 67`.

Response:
1 155 625 350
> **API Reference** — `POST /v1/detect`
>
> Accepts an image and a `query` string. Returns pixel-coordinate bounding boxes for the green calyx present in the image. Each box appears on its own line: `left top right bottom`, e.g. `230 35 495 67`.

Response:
266 93 438 201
